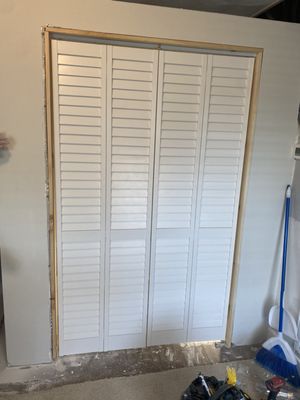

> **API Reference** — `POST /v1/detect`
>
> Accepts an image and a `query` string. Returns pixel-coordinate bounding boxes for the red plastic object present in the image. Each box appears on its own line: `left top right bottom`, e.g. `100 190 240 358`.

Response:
265 376 285 392
266 377 285 400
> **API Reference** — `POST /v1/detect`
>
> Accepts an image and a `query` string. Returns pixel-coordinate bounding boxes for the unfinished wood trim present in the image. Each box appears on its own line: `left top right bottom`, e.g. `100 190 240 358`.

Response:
225 51 263 347
44 30 59 359
44 26 263 55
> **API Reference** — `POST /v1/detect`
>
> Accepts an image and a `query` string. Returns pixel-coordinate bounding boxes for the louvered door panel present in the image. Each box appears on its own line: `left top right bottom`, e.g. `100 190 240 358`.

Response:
188 54 254 341
52 40 106 355
105 46 159 350
53 41 255 355
148 51 207 345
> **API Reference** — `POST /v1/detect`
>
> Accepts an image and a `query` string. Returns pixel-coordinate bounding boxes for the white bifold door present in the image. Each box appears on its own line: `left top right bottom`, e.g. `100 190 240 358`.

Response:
52 39 254 355
104 46 158 351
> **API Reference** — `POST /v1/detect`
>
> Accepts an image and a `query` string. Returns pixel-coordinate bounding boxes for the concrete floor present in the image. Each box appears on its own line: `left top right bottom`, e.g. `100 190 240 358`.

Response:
0 360 298 400
0 342 257 393
0 341 299 399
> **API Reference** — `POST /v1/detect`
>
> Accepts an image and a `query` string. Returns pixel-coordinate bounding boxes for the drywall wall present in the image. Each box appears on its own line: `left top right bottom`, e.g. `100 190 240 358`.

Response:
292 163 300 221
286 147 300 323
0 0 300 365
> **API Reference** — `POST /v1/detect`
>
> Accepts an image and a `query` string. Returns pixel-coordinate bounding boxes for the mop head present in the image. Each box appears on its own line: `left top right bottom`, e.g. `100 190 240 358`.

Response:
256 337 300 387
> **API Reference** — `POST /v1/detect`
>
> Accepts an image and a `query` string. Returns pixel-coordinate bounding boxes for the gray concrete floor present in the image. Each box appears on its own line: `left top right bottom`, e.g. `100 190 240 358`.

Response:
0 342 299 399
0 360 298 400
0 342 257 393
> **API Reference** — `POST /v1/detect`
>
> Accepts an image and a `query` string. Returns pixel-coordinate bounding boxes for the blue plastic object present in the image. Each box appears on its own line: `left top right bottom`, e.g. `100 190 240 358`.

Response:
256 185 300 387
279 185 291 333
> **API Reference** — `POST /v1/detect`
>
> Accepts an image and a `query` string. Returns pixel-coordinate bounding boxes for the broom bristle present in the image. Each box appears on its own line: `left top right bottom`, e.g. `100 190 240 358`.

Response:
256 346 300 387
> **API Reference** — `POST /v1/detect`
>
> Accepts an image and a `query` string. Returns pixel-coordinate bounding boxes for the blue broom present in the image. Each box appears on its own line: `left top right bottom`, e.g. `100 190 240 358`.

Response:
256 185 300 387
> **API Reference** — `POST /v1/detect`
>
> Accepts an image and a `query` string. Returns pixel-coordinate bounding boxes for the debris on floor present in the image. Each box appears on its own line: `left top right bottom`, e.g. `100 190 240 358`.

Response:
0 343 299 399
0 360 299 400
0 342 257 393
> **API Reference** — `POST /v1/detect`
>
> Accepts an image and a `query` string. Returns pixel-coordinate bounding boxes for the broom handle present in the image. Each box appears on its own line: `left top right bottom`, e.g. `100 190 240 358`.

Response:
279 185 291 333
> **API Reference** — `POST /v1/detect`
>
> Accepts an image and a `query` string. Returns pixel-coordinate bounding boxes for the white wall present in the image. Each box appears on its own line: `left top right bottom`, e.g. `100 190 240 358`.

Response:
286 159 300 324
1 0 300 365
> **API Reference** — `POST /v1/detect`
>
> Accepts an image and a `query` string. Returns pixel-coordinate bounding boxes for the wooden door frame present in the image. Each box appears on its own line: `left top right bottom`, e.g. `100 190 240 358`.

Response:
43 26 263 359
